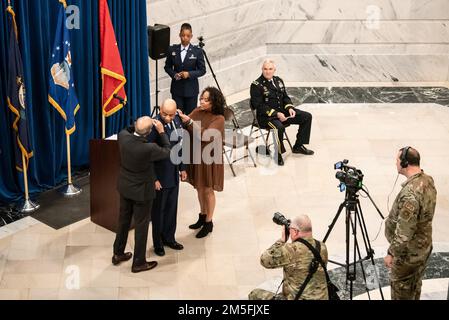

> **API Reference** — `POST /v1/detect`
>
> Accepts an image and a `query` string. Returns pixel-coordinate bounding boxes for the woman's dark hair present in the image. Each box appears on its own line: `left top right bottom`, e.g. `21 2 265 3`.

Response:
202 87 225 116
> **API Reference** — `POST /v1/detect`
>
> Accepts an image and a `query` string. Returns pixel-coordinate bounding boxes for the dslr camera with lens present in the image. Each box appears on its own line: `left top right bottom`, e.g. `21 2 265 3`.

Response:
272 212 291 227
334 159 364 192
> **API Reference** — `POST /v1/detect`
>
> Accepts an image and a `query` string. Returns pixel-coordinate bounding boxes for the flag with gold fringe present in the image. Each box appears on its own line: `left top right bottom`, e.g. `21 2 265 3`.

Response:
99 0 127 117
48 0 80 135
6 4 33 171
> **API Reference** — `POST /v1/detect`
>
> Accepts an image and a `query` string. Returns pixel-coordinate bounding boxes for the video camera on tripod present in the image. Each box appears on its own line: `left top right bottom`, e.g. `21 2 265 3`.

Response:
324 159 385 300
334 159 364 192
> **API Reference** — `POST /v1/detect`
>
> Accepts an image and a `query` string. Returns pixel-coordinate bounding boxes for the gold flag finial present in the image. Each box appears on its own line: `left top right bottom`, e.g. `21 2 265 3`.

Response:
6 3 18 41
59 0 68 9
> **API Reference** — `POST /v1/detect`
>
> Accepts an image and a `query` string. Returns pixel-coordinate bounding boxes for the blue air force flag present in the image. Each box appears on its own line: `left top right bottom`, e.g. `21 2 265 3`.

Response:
48 3 80 135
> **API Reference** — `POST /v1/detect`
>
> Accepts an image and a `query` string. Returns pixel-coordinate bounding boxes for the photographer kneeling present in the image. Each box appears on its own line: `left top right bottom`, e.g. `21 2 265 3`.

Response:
249 214 329 300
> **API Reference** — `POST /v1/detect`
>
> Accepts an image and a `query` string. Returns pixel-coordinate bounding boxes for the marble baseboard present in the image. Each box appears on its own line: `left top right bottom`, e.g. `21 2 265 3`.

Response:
229 86 449 128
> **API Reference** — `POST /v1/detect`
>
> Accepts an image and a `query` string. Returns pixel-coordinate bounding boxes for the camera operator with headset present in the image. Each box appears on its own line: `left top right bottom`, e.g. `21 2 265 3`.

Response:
384 146 437 300
249 214 329 300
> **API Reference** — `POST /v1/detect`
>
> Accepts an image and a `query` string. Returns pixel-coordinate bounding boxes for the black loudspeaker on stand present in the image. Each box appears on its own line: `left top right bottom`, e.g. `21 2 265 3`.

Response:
147 24 170 116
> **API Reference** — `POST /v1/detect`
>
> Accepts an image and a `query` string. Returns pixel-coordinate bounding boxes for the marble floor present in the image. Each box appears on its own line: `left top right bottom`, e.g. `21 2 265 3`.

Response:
1 102 449 300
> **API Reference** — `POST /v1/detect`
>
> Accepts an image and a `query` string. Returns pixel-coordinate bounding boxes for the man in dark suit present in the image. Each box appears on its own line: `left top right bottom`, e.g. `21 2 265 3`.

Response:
164 23 206 115
148 99 187 256
250 59 314 166
112 116 171 273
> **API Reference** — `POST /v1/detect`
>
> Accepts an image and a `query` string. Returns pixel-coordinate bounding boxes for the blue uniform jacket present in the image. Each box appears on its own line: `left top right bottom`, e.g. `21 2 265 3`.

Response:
147 114 186 189
164 44 206 97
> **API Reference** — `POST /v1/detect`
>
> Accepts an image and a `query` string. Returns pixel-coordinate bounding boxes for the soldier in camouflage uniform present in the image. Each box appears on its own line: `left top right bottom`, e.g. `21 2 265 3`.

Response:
250 59 314 166
249 215 329 300
384 147 437 300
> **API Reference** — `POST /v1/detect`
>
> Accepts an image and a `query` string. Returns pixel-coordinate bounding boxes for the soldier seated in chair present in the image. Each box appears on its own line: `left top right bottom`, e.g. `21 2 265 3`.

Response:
250 59 314 166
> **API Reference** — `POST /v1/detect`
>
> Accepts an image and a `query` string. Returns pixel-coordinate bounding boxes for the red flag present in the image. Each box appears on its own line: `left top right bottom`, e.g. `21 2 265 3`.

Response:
99 0 127 117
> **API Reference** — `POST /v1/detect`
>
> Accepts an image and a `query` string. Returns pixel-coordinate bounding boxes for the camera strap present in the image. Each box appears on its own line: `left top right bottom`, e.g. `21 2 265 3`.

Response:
294 238 339 300
293 239 321 300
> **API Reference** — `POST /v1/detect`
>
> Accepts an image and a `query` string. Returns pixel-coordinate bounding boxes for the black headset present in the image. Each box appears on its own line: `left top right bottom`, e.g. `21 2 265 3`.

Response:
400 146 411 168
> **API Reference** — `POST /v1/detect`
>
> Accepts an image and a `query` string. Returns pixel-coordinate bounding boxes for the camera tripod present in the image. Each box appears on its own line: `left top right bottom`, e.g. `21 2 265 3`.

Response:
198 37 222 95
323 187 385 300
198 37 238 130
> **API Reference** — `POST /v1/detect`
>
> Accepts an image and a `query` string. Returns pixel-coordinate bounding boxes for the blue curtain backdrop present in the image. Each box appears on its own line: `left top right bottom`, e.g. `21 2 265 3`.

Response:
0 0 150 204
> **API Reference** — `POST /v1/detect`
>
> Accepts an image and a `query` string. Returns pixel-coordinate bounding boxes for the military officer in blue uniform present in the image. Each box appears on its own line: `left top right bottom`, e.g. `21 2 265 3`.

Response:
164 23 206 115
250 59 314 166
148 99 187 256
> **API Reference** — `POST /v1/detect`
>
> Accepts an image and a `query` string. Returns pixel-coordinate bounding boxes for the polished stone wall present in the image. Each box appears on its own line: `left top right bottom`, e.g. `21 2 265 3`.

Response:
147 0 449 103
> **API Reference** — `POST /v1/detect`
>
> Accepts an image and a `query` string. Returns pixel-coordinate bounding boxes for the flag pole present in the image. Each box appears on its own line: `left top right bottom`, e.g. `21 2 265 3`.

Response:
101 71 106 139
18 152 40 213
66 132 72 185
59 132 82 197
102 113 106 139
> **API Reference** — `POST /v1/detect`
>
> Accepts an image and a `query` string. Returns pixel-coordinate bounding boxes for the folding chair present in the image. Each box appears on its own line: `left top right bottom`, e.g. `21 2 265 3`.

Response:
248 102 293 156
222 106 257 177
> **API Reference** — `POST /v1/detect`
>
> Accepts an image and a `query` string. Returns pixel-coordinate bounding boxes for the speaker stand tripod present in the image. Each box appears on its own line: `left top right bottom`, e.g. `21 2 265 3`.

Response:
151 59 161 117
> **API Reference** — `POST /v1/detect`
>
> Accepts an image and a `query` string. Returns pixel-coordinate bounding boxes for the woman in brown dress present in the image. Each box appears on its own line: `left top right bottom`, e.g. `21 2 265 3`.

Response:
178 87 225 238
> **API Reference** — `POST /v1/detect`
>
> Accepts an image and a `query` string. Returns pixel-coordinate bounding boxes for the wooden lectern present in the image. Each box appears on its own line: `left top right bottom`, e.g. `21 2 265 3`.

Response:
89 139 121 232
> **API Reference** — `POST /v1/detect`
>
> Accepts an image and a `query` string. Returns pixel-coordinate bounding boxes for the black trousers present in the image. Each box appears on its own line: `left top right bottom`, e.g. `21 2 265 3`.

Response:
261 109 312 154
151 185 179 248
113 195 152 267
173 95 198 115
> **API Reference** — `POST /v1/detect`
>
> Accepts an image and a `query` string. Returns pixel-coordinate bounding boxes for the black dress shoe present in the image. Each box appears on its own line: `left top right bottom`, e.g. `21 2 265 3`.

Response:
163 241 184 250
112 252 132 265
154 247 165 256
293 145 314 155
277 154 284 166
132 261 158 273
